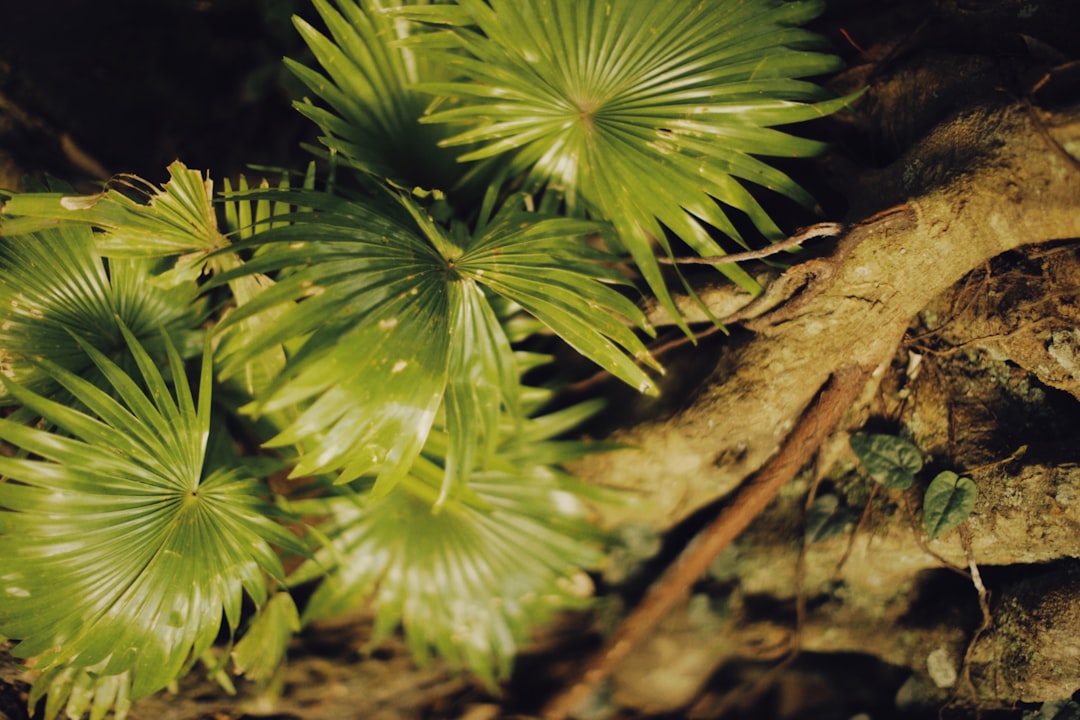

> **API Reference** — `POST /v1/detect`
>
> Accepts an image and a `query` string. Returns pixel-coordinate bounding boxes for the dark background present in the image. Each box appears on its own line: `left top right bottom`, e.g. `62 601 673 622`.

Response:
0 0 314 185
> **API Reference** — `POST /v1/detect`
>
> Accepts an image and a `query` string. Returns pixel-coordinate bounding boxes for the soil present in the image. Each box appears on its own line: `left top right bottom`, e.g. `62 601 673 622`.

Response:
2 1 1080 719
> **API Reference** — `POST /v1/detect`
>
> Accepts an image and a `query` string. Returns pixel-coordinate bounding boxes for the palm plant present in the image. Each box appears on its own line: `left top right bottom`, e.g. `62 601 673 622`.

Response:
0 1 851 717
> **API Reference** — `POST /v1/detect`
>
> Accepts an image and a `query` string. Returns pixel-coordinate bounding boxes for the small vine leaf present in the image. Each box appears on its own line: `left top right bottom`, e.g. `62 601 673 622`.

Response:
849 433 923 490
806 494 852 544
923 471 978 539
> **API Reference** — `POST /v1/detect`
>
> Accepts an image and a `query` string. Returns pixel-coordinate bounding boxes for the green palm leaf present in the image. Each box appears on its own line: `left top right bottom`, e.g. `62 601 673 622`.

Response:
30 665 132 720
288 0 467 190
456 196 661 395
0 220 201 402
400 0 851 314
0 327 302 701
214 191 456 491
231 592 301 684
289 426 605 688
0 161 225 258
216 189 656 495
217 169 320 402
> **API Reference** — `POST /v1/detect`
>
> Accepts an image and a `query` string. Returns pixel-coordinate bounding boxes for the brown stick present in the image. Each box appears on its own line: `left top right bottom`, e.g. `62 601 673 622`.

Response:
541 363 875 720
657 222 845 266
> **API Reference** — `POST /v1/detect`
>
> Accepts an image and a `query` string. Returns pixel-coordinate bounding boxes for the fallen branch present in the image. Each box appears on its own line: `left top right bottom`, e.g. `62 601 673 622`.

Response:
571 101 1080 534
544 100 1080 717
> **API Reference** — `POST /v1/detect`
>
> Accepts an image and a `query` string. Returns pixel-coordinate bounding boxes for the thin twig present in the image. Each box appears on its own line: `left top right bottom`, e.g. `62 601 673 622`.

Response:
658 222 844 266
955 527 994 708
541 364 874 720
694 461 828 718
562 324 725 394
1023 95 1080 173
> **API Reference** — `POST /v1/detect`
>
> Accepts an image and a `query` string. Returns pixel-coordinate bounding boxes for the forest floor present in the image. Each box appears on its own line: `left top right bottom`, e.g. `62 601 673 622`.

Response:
2 0 1080 719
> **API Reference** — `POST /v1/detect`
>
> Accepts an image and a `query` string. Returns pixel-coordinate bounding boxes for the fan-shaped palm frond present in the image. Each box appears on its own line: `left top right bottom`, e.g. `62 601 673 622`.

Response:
399 0 852 313
0 219 201 402
1 161 225 258
288 0 468 191
0 328 303 703
453 194 661 394
215 188 656 495
288 401 607 688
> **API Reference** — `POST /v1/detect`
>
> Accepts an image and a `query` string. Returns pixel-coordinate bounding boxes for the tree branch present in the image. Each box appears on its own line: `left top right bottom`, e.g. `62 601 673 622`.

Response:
571 102 1080 534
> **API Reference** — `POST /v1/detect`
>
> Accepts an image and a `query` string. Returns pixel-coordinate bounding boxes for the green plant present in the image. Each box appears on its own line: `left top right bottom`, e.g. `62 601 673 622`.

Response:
0 1 851 717
849 433 979 540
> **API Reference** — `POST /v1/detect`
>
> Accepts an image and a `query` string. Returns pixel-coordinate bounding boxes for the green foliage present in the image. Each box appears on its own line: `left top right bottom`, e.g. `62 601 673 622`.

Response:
213 188 658 495
0 1 854 716
286 0 469 190
231 593 302 684
849 433 923 490
850 434 978 540
805 493 852 544
0 328 303 708
395 0 852 312
923 470 978 540
289 435 605 689
1 162 225 257
0 213 201 402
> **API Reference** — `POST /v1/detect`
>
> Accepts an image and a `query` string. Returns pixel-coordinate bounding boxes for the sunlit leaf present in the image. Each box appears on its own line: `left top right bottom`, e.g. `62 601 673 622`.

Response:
30 665 132 720
291 459 603 689
217 170 318 403
231 593 301 684
401 0 854 320
213 191 454 491
457 198 661 394
288 0 467 190
0 221 201 403
441 278 517 504
216 189 656 494
284 354 613 687
0 329 303 701
0 161 226 257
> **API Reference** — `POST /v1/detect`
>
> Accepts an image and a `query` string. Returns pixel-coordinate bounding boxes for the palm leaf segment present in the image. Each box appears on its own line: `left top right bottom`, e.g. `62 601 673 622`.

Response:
0 172 206 399
0 214 200 404
0 162 225 259
0 329 302 702
289 392 608 689
218 189 658 496
287 0 467 191
402 0 850 309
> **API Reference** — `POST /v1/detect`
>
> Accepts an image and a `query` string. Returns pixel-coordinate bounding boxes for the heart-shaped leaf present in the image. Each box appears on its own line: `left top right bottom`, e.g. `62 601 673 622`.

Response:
849 433 923 490
923 471 978 539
